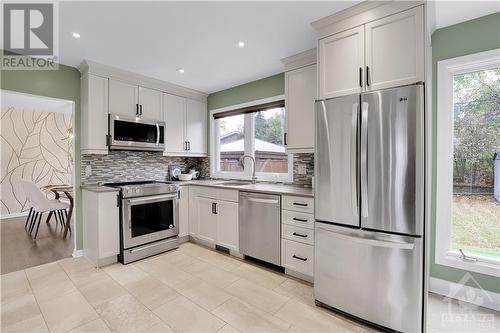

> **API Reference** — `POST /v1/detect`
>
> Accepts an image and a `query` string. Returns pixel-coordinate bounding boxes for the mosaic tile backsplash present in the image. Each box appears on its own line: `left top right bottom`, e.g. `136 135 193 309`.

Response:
81 151 314 186
81 151 209 184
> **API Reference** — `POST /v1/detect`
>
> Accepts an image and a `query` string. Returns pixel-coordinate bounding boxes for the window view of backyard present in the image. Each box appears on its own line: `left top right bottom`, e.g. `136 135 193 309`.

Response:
452 68 500 260
216 107 289 175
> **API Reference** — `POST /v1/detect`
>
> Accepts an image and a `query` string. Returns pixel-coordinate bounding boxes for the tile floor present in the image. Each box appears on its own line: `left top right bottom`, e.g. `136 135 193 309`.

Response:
1 242 498 333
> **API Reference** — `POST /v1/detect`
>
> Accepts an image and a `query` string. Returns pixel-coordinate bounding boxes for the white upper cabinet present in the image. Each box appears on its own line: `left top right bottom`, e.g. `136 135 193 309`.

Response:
138 86 163 120
108 79 139 117
185 99 207 155
81 74 108 154
163 94 208 156
318 26 364 99
109 79 163 120
314 4 425 97
163 93 186 154
365 6 424 91
285 64 317 151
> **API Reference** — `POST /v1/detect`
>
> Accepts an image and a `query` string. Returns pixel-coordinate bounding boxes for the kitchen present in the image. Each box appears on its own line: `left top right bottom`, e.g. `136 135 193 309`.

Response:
1 1 499 333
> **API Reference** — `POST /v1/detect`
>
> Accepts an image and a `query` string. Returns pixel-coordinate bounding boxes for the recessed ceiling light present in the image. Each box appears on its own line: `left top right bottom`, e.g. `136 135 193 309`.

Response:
237 41 245 48
72 32 81 39
177 68 185 74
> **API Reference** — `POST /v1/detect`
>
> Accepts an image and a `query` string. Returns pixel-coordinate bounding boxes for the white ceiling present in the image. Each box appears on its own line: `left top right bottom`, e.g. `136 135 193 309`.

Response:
434 1 500 29
59 1 359 94
58 1 499 94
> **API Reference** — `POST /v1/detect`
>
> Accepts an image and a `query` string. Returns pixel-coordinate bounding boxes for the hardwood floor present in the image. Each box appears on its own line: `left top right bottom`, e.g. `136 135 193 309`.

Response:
0 215 74 274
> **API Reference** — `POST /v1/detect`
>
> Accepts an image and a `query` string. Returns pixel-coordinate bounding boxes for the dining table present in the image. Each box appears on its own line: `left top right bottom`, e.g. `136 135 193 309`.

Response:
42 184 74 238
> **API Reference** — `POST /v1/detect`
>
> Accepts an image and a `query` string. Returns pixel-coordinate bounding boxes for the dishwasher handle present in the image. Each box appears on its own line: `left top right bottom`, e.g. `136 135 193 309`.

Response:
246 197 279 205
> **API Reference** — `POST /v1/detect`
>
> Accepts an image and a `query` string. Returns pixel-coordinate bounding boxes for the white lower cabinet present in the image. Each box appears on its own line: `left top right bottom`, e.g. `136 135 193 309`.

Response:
178 186 189 240
281 195 314 281
216 200 239 251
82 189 120 267
281 239 314 277
189 186 239 252
197 196 218 244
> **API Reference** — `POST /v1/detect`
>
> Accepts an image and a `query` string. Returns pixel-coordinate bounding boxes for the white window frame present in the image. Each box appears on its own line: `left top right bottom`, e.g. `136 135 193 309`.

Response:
436 48 500 276
210 95 293 183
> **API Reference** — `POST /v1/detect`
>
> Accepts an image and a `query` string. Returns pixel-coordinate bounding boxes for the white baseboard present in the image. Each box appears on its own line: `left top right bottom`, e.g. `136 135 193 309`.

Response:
72 249 84 257
1 211 29 219
429 277 500 311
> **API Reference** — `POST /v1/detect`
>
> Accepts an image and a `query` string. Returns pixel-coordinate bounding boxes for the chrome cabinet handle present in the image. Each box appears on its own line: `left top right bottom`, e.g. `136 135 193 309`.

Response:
366 66 370 86
292 255 307 261
292 232 307 238
359 67 363 87
293 202 308 207
292 217 307 222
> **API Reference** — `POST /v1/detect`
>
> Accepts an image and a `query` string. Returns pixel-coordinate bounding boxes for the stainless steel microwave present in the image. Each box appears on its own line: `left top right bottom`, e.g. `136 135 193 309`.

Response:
108 114 165 151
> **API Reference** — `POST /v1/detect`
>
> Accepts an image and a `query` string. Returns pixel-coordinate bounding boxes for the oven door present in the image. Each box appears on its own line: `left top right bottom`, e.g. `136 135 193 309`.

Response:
109 114 165 151
122 193 179 249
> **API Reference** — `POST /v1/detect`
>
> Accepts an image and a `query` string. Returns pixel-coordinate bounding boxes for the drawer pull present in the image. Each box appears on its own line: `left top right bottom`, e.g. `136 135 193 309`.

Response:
293 202 308 207
292 232 308 238
292 254 308 261
293 217 308 222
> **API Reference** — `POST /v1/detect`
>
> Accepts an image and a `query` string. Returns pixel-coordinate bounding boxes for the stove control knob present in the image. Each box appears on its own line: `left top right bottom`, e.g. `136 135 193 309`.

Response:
135 188 140 194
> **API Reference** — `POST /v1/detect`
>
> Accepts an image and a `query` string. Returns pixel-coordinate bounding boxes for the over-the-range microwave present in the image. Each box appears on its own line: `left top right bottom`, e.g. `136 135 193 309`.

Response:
108 114 165 151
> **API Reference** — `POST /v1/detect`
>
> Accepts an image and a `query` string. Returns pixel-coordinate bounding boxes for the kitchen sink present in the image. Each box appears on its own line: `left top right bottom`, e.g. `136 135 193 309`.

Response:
214 181 253 186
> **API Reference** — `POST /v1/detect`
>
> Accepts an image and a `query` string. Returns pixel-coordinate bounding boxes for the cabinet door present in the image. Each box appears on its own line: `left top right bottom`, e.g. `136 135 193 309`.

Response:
216 200 238 251
163 93 186 154
178 186 189 238
365 6 424 91
285 65 317 151
197 196 217 244
319 26 364 99
109 79 139 117
139 86 162 120
98 192 120 258
185 99 207 155
81 74 108 154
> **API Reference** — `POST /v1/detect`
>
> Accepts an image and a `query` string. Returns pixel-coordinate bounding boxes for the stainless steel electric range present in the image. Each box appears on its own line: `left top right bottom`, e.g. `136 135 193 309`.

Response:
105 181 179 264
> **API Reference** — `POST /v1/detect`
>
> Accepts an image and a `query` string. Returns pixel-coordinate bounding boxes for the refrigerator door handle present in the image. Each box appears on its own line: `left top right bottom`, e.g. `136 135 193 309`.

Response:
360 101 369 218
351 103 358 217
317 226 415 250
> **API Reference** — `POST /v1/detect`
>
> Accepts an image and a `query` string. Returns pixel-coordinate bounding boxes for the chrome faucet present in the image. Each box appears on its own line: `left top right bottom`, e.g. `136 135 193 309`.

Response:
240 155 257 184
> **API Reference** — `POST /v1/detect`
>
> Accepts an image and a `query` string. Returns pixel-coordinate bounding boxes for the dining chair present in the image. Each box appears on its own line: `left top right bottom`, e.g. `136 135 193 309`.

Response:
19 180 70 239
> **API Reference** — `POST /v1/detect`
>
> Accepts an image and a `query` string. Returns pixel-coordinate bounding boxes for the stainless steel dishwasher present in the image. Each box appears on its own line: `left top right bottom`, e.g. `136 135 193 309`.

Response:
239 192 281 265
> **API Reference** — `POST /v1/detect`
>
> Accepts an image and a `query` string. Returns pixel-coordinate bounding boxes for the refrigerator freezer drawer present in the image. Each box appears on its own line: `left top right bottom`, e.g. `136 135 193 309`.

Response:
314 223 423 332
282 239 314 276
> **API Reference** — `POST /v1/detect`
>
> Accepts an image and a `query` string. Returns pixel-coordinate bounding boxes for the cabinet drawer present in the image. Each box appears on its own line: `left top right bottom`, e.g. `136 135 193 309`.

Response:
282 210 314 229
282 225 314 245
281 239 314 277
282 195 314 213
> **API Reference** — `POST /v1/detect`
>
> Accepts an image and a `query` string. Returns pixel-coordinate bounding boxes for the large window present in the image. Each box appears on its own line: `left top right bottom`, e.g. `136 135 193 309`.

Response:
436 49 500 276
211 97 293 182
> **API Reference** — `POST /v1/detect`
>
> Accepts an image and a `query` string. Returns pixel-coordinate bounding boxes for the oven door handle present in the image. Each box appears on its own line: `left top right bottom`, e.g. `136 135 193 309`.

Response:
126 193 178 205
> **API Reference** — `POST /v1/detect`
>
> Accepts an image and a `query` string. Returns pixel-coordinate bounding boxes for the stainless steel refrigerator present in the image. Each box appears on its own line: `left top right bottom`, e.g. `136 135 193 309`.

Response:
314 83 425 332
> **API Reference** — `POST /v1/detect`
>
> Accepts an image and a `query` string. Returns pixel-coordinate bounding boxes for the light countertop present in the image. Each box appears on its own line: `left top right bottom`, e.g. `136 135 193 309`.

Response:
82 180 314 197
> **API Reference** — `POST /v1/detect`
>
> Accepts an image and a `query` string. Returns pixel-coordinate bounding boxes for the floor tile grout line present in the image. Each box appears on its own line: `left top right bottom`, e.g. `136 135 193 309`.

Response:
13 269 51 332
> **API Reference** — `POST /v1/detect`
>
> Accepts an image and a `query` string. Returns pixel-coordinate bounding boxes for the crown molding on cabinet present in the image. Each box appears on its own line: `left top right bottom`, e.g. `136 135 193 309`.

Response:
78 60 208 102
311 0 424 39
280 48 317 72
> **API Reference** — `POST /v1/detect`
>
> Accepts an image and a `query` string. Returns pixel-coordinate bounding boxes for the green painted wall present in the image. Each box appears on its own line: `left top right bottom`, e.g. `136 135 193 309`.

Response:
1 61 83 250
208 73 284 110
431 13 500 293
